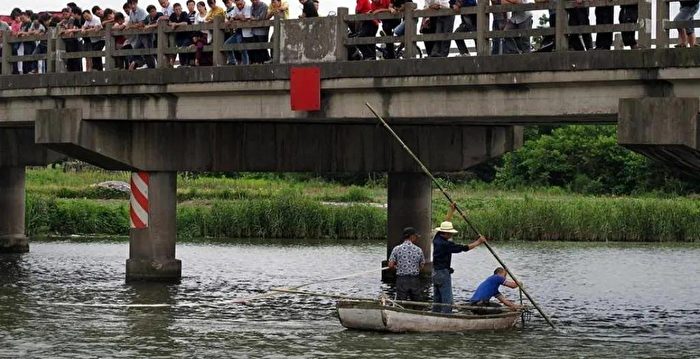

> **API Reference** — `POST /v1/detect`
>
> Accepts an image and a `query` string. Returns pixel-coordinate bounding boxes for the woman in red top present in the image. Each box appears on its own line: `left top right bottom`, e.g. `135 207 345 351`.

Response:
370 0 399 58
355 0 377 60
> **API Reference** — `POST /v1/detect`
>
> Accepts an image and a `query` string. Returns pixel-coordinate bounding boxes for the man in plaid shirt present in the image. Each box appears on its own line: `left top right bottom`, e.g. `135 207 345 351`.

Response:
388 227 426 302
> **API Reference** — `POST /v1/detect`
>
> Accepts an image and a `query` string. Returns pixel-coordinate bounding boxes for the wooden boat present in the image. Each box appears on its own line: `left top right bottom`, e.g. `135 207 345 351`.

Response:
336 300 522 333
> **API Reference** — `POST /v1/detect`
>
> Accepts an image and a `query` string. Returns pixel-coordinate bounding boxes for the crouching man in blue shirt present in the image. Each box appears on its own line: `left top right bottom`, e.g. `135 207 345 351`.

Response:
469 267 523 313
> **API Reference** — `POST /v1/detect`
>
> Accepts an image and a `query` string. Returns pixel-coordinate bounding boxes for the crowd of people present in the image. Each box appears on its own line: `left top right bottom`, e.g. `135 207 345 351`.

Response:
355 0 696 58
0 0 316 73
0 0 696 73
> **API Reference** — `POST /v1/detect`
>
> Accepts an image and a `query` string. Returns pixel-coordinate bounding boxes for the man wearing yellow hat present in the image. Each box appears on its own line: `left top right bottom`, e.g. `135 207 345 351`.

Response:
432 203 487 313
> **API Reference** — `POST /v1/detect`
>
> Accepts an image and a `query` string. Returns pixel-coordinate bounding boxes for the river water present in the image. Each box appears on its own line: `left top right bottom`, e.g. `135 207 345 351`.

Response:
0 239 698 358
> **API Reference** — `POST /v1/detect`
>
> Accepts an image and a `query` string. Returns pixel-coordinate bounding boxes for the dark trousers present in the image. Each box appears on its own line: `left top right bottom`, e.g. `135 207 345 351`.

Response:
175 37 193 66
396 275 423 302
538 10 556 52
567 7 593 50
18 42 37 73
194 38 212 66
90 40 105 71
116 43 131 69
381 19 400 59
64 39 83 72
469 300 505 315
595 6 614 49
491 17 507 54
358 21 378 60
455 13 476 55
251 34 270 64
429 15 455 57
620 5 638 47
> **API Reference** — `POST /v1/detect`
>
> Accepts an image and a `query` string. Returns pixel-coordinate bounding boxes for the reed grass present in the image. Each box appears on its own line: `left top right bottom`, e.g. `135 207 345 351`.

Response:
24 168 700 242
24 194 700 242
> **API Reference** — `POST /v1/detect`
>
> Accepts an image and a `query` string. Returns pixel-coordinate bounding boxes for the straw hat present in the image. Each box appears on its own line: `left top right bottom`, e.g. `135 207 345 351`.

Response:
435 221 458 234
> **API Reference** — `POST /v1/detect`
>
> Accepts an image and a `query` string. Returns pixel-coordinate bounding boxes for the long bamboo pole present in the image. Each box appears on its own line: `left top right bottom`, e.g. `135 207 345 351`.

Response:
365 102 556 329
231 266 390 304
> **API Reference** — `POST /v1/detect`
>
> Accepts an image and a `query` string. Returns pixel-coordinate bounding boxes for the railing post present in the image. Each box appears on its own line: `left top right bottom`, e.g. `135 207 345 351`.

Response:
404 3 418 58
272 16 282 64
476 0 489 56
613 33 623 49
157 21 168 68
555 0 567 52
46 29 56 73
1 30 11 75
638 0 652 48
655 0 669 48
335 7 349 61
55 31 66 73
104 24 115 71
212 15 226 66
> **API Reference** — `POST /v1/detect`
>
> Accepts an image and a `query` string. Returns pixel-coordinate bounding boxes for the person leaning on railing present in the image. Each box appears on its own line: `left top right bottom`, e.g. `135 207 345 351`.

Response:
81 9 104 71
423 0 453 57
501 0 533 54
8 8 23 74
453 0 476 56
17 11 39 74
266 0 289 62
619 0 641 49
125 0 157 70
225 0 252 66
370 0 400 59
490 0 508 54
205 0 226 21
31 13 53 74
566 0 592 50
250 0 271 64
267 0 290 20
112 12 130 69
0 20 9 64
354 0 379 60
391 0 413 37
594 0 614 50
299 0 319 17
192 1 213 66
58 7 83 72
674 0 699 47
170 3 194 67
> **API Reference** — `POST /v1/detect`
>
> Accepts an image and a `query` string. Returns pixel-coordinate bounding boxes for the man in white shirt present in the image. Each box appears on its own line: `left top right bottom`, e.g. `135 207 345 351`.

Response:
82 9 104 71
159 0 175 18
224 0 252 65
424 0 453 57
502 0 532 54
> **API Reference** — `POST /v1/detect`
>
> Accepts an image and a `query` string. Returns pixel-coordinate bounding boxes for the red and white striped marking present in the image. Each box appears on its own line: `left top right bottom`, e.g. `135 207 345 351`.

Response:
130 172 149 229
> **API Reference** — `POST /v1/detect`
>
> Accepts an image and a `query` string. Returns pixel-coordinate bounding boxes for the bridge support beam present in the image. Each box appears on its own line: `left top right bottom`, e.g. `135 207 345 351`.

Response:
383 172 432 282
618 97 700 176
126 172 181 282
0 167 28 253
0 127 63 254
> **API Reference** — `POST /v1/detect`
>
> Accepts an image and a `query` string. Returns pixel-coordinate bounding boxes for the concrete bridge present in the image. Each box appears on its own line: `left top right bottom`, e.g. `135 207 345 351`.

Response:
1 0 700 281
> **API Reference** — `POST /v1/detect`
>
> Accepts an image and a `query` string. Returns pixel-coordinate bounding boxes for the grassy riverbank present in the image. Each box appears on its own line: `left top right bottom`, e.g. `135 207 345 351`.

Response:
25 168 700 242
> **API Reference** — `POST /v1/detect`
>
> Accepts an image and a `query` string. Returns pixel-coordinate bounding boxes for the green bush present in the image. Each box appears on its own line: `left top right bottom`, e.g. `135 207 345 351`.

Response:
496 125 699 195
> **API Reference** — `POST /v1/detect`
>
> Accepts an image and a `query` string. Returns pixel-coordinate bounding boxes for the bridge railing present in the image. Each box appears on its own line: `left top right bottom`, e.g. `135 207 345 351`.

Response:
0 17 282 74
0 0 694 75
340 0 652 57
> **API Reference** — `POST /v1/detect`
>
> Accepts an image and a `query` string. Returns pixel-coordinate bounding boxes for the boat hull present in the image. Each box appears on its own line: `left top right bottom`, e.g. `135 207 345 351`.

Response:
337 300 521 333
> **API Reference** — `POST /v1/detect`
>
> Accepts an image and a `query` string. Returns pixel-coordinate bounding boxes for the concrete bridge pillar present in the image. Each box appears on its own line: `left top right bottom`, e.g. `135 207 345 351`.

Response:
0 167 28 253
126 172 181 282
383 172 432 281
